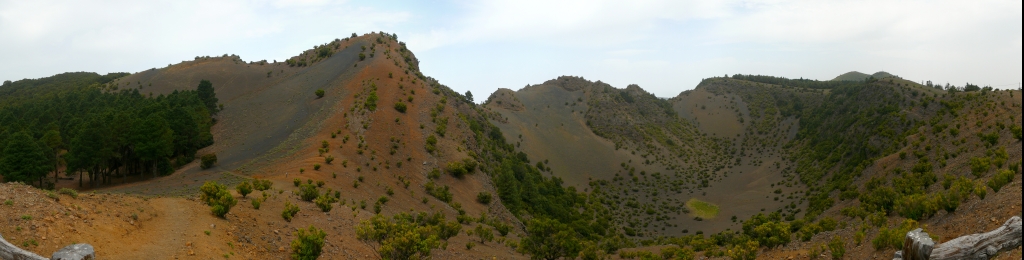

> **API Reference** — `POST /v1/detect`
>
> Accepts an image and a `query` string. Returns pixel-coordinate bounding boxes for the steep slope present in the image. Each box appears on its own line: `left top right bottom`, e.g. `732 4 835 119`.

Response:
2 33 528 259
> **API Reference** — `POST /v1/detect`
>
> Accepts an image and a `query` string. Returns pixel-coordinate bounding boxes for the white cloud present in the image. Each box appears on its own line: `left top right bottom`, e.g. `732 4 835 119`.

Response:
0 0 408 81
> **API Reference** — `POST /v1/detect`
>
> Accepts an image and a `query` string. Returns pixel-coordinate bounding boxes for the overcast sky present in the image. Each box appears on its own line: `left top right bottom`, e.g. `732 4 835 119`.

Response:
1 0 1020 97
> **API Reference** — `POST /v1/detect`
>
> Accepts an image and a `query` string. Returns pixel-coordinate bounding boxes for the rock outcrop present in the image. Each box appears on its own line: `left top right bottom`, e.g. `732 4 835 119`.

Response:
895 216 1022 260
1 233 95 260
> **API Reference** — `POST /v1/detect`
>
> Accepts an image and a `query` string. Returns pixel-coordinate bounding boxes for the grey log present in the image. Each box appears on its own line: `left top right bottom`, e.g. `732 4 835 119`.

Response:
930 216 1023 260
0 233 48 260
2 233 95 260
903 228 935 260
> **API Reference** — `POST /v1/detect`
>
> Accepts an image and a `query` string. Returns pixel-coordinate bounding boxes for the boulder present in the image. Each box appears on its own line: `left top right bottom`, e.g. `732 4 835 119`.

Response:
903 228 935 260
50 244 95 260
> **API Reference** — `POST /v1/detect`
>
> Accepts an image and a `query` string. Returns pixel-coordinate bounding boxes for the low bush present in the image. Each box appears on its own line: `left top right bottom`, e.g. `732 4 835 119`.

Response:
252 198 262 210
293 179 301 187
325 156 335 164
236 181 253 198
291 226 326 260
425 135 437 153
315 89 325 98
282 202 300 222
58 188 78 199
472 225 494 244
200 181 237 218
873 220 918 250
970 157 991 178
313 164 321 171
425 181 452 203
200 154 218 169
299 184 319 202
476 192 492 205
253 179 273 191
394 102 407 113
988 169 1015 192
829 236 846 259
315 194 336 212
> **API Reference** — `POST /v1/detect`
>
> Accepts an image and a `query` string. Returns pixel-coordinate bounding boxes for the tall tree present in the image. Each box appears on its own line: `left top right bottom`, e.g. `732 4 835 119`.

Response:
196 80 219 115
0 132 53 187
133 113 174 177
67 117 113 187
40 129 63 186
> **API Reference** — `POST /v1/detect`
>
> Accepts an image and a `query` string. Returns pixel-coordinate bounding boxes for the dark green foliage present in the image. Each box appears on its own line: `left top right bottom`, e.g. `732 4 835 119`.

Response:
424 181 452 203
356 212 461 260
476 192 492 205
299 184 319 202
978 131 1000 146
971 157 991 177
0 72 127 108
364 91 378 111
291 226 326 260
394 102 407 113
315 89 325 98
201 154 218 169
472 225 494 244
0 75 216 188
197 80 219 115
521 218 582 260
1012 125 1022 141
200 181 237 218
425 135 438 153
0 132 52 186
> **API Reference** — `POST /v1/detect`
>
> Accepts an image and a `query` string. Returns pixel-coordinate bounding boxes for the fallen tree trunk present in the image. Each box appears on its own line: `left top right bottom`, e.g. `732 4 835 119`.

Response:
930 216 1022 260
895 216 1023 260
1 233 95 260
0 233 47 260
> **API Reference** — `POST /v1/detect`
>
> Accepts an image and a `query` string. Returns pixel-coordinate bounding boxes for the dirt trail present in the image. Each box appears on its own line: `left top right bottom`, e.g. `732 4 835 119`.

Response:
103 198 195 259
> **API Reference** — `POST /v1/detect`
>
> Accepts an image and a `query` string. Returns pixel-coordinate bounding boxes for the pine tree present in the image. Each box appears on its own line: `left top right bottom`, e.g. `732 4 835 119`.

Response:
0 132 53 187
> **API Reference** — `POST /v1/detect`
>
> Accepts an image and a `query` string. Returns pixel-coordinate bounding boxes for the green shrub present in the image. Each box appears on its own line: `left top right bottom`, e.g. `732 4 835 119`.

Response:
896 194 938 220
358 53 366 61
291 226 326 260
325 156 334 164
253 179 273 191
1012 125 1022 141
200 154 218 169
446 161 468 178
315 89 325 98
428 168 441 179
3 200 12 206
476 192 492 205
315 194 335 212
424 181 452 203
988 169 1015 192
970 157 991 177
828 236 846 259
394 102 407 113
872 220 918 250
58 188 78 199
425 135 437 153
472 225 494 244
299 184 319 202
356 212 460 259
236 181 253 198
313 164 321 171
293 179 301 187
727 241 759 260
282 202 300 222
252 198 262 210
200 181 237 218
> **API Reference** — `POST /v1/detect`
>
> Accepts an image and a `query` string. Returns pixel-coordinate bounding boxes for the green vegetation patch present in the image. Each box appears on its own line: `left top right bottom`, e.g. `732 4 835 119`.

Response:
685 198 720 219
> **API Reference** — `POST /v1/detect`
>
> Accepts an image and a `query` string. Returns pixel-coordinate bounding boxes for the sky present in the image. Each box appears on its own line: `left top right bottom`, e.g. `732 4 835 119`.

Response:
0 0 1021 98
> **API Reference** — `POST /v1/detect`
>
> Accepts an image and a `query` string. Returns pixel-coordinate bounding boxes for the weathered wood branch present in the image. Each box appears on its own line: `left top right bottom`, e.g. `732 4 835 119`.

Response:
1 233 95 260
895 216 1023 260
930 216 1022 260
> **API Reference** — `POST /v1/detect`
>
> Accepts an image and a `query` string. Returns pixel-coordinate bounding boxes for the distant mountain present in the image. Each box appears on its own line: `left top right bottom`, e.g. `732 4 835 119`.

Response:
832 71 896 81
